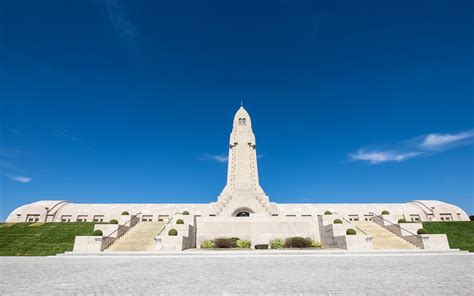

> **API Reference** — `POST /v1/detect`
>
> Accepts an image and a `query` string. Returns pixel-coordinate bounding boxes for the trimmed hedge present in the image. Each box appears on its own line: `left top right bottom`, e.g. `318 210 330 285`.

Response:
381 210 390 215
93 230 103 236
200 240 215 249
271 238 285 249
284 237 313 248
182 211 190 215
311 240 321 248
168 229 178 236
346 228 356 235
176 219 184 224
324 211 332 215
109 219 118 224
333 219 343 224
398 219 407 223
236 239 251 249
417 228 429 235
121 211 129 215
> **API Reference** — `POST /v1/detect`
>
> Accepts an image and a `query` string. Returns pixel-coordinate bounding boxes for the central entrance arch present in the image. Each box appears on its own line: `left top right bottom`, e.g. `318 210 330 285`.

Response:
232 207 254 217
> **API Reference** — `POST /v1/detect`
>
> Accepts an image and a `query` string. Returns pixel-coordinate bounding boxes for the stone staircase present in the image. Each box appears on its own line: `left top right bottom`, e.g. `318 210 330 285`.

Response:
355 221 417 250
106 222 165 252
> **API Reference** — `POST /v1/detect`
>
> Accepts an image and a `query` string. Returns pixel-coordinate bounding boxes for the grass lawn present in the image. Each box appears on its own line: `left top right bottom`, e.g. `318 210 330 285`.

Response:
0 222 96 256
423 221 474 252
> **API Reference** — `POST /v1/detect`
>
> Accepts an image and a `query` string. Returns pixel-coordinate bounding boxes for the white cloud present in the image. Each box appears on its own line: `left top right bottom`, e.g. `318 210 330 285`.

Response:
53 128 79 142
9 176 31 183
203 154 228 163
420 131 474 150
350 128 473 165
103 0 137 43
349 150 422 164
0 148 20 158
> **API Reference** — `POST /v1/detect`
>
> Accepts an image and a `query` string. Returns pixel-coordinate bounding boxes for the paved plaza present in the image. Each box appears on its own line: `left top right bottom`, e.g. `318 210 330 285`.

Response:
1 252 473 295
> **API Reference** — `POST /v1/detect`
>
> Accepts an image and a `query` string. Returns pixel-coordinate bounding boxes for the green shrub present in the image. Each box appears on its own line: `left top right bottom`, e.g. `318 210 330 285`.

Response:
168 228 178 236
417 228 429 235
271 238 285 249
346 228 357 235
324 210 332 215
182 211 190 215
93 230 103 236
236 239 251 248
121 211 129 215
176 219 184 224
255 244 269 249
200 240 215 249
109 219 118 224
284 237 313 248
333 219 343 224
214 237 238 248
311 240 321 248
381 210 390 215
398 219 407 223
229 237 240 247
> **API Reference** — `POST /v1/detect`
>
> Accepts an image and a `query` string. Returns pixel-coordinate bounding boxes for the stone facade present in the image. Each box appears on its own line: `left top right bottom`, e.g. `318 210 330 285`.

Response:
5 107 470 252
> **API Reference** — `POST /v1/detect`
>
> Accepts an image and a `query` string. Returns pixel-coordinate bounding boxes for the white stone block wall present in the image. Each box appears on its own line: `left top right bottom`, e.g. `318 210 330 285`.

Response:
196 216 320 248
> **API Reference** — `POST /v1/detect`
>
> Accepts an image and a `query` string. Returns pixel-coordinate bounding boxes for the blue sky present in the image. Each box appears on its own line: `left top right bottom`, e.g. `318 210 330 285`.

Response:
0 0 473 220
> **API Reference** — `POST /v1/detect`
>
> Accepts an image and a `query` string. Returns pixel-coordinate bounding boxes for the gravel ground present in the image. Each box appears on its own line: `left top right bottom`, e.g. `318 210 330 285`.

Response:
1 253 473 295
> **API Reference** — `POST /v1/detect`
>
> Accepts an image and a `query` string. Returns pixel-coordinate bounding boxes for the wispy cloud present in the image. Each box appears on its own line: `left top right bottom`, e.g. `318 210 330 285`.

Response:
349 129 473 165
101 0 137 45
349 150 421 164
53 128 79 142
9 176 31 183
420 131 474 150
0 148 21 158
203 154 229 163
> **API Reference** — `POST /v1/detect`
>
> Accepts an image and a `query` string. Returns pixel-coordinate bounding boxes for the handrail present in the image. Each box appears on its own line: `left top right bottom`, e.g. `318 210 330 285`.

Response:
332 212 368 235
368 212 422 238
102 212 142 243
155 211 186 238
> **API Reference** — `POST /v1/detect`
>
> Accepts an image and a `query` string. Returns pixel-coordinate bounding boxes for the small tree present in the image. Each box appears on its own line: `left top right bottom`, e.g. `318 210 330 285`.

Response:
182 210 190 215
121 211 129 215
333 219 343 224
381 210 390 215
109 219 118 224
93 230 103 236
324 210 332 215
168 229 178 236
346 228 356 235
176 219 184 224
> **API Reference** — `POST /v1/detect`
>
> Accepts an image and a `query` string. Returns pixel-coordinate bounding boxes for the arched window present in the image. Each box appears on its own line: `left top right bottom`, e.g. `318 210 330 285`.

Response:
242 118 246 125
238 118 243 125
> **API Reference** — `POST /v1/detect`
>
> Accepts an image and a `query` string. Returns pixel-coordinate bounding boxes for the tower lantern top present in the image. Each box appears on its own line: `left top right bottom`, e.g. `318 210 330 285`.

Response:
233 106 252 128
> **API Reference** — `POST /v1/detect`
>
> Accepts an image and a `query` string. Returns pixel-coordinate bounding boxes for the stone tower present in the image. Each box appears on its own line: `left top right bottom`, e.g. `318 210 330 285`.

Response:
211 106 277 216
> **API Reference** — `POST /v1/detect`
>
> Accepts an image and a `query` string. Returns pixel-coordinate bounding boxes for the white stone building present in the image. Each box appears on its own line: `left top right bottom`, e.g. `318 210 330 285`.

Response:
6 106 469 251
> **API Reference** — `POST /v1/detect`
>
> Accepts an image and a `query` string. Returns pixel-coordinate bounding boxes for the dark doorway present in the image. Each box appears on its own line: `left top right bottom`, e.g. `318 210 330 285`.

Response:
235 211 250 217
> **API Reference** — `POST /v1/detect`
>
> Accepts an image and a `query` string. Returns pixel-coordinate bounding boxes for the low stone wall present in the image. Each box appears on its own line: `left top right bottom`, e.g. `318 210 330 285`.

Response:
72 236 115 252
333 235 373 250
196 216 320 248
403 234 450 250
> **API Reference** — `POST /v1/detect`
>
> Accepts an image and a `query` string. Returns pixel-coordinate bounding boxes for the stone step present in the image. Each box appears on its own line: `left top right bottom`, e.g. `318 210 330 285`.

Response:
355 221 417 250
106 222 166 252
